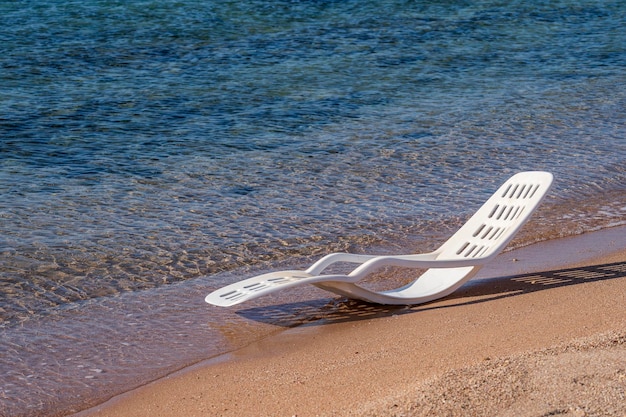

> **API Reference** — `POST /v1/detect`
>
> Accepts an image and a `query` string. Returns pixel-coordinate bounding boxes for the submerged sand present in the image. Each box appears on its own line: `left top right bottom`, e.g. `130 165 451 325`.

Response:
76 228 626 417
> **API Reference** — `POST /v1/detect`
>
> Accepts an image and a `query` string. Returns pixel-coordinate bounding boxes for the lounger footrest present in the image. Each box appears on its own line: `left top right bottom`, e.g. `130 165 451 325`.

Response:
205 271 313 307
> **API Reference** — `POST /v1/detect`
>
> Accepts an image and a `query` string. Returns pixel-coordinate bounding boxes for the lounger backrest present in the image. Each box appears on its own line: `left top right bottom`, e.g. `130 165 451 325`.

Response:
437 171 553 262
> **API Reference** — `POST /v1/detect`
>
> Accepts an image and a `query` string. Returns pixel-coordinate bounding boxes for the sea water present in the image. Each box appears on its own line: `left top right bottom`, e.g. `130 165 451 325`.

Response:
1 0 625 415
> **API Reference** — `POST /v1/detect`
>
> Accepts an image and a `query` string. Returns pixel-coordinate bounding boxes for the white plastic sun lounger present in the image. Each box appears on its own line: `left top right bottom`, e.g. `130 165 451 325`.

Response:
206 171 553 307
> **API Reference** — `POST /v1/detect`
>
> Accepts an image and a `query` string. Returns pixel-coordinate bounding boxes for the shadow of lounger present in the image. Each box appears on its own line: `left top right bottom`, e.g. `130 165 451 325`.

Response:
236 261 626 327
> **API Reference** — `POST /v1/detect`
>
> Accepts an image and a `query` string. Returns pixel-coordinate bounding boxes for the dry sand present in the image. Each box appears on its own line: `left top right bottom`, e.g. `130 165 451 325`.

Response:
76 227 626 417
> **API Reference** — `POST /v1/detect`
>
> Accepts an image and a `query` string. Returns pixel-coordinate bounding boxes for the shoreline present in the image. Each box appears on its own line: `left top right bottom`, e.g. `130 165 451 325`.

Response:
76 227 626 417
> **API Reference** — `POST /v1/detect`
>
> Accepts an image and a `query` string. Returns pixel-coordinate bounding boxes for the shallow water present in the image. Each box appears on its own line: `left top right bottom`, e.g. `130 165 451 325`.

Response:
1 0 625 415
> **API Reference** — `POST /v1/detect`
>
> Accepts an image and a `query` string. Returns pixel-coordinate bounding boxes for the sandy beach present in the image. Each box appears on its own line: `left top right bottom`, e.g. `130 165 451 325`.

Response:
76 227 626 417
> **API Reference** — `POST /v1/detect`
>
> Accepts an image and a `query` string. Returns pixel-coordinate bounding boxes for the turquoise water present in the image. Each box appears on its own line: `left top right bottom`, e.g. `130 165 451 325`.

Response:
1 0 625 415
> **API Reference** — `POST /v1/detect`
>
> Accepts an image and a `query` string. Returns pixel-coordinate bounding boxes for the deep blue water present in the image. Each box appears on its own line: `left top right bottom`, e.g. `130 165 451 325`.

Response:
1 0 625 415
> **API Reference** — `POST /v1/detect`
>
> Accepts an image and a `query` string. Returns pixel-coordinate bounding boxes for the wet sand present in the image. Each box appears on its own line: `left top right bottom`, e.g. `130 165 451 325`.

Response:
75 227 626 417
